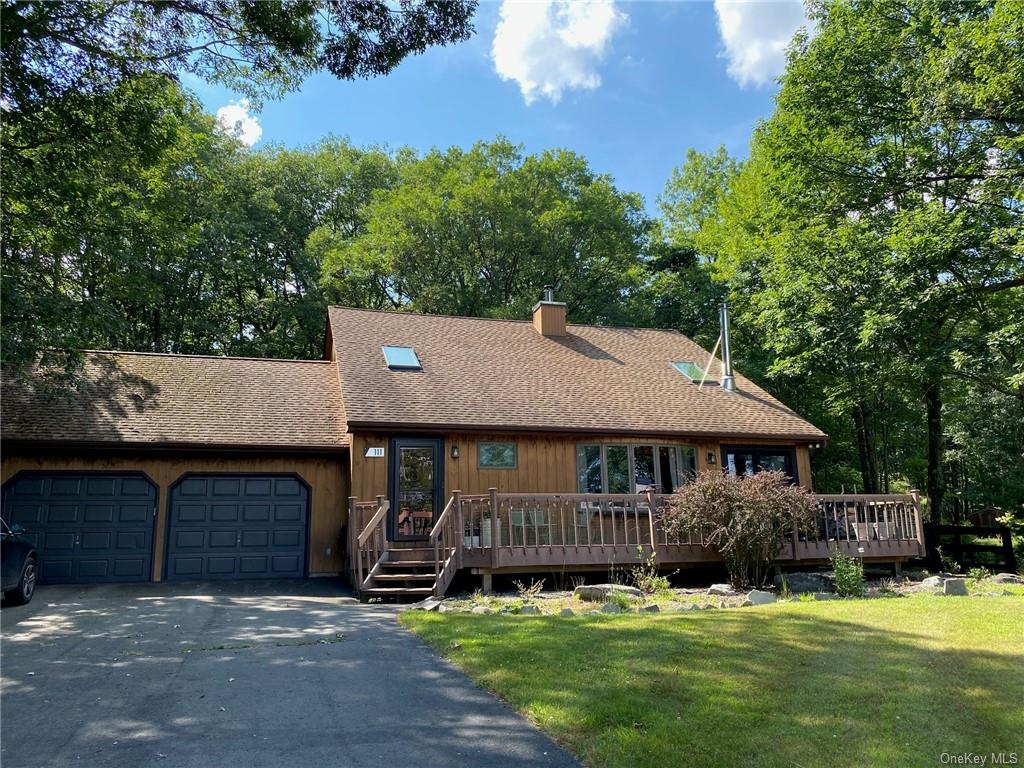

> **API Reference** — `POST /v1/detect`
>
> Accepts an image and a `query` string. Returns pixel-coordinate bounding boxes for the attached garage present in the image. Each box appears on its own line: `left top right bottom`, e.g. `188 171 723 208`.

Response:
1 473 156 584
165 474 309 580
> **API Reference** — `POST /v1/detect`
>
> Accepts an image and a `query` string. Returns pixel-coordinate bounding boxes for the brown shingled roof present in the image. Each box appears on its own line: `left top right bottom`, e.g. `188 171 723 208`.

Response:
2 351 348 450
328 307 826 441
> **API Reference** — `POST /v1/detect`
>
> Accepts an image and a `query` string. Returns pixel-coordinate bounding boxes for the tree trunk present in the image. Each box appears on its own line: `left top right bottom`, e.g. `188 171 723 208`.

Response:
852 403 879 493
924 376 946 522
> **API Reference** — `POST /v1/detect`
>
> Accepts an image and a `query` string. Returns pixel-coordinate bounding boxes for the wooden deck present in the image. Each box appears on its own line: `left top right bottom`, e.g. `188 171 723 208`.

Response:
349 491 926 598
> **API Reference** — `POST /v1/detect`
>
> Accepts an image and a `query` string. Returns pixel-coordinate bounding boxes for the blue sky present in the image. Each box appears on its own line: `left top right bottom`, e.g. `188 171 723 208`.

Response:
185 1 809 215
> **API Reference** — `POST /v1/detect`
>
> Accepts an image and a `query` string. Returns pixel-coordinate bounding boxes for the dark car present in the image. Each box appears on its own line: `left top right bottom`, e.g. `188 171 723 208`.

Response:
1 518 38 605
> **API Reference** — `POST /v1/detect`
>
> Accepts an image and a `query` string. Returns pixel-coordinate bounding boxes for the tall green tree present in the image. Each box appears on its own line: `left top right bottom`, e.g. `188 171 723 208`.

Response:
319 138 653 324
704 0 1023 516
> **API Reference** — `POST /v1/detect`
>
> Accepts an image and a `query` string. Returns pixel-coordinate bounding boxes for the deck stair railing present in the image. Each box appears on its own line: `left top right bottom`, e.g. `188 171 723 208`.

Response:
348 496 390 594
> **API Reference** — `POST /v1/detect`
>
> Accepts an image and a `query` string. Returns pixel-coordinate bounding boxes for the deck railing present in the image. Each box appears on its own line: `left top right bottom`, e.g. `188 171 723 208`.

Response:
350 490 925 589
348 495 390 593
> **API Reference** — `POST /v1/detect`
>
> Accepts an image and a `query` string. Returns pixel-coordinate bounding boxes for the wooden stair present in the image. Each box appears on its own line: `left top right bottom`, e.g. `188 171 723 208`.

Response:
360 547 440 601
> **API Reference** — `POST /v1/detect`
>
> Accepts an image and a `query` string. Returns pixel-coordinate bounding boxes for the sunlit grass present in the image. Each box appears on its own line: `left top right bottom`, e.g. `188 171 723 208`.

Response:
402 595 1023 768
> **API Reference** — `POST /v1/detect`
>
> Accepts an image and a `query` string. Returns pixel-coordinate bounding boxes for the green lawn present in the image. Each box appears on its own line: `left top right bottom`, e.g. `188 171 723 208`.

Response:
401 596 1023 768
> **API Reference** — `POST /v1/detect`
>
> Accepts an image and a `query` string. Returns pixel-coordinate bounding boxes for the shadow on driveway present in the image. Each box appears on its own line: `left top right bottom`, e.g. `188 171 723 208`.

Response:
1 581 578 768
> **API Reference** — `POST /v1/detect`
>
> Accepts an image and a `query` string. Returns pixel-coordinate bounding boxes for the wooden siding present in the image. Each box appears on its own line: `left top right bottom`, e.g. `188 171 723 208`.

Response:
349 431 815 504
1 451 349 580
532 302 567 336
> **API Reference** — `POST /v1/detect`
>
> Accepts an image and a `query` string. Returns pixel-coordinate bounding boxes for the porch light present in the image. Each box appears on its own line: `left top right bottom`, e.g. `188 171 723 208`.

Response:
450 444 460 459
706 452 716 465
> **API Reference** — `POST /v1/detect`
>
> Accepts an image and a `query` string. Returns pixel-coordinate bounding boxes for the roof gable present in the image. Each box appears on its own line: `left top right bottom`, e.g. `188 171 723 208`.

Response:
327 307 826 440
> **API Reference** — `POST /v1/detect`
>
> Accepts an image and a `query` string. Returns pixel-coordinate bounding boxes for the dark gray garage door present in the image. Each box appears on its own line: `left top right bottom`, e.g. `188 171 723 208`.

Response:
1 473 156 583
166 475 308 580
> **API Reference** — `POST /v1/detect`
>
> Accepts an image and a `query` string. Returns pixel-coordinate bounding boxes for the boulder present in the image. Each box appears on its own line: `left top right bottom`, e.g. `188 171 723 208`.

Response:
471 605 491 615
676 604 697 612
991 573 1024 585
708 584 735 596
639 604 661 613
601 602 624 614
775 572 833 594
745 589 777 605
921 575 945 589
559 608 575 617
943 578 968 596
415 598 443 612
519 604 542 615
573 584 642 602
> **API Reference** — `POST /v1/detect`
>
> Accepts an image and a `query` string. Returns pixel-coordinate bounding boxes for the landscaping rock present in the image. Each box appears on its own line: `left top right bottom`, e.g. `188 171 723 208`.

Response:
708 583 735 596
639 604 660 613
745 589 777 605
519 604 542 615
921 575 945 589
775 572 833 594
812 592 837 601
601 602 624 614
573 584 642 602
559 608 575 617
415 598 443 612
944 578 968 596
676 604 697 612
471 605 491 615
992 573 1024 585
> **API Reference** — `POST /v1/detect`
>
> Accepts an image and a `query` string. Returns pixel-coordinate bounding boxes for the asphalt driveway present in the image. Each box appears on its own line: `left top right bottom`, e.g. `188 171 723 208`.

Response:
1 581 577 768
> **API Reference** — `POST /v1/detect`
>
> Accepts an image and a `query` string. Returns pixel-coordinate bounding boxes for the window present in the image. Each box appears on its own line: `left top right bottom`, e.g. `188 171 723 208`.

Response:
722 446 797 483
577 444 602 493
575 444 696 493
382 345 421 370
672 361 714 383
478 441 517 469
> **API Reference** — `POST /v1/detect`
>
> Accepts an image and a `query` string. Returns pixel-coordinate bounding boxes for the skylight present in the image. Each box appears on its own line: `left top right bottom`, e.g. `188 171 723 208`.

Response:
382 346 421 370
672 361 714 383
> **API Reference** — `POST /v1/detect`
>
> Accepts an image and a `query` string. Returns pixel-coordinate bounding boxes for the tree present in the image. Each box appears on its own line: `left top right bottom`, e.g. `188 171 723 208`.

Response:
705 0 1023 517
2 0 477 112
320 138 654 324
2 0 476 380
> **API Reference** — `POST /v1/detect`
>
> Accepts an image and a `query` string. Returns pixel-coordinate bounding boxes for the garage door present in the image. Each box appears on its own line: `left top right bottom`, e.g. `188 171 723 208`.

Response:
166 475 308 580
1 473 156 583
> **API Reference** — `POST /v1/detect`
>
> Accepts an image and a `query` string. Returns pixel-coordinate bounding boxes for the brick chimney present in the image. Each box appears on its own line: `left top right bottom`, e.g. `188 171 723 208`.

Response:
533 285 567 337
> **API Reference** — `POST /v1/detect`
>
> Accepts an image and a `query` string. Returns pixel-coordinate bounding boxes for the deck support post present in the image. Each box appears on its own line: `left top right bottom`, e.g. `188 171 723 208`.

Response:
481 572 493 593
348 496 358 589
489 488 499 569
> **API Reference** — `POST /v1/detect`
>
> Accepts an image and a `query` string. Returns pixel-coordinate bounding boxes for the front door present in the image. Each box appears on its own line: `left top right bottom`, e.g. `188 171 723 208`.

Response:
388 437 444 541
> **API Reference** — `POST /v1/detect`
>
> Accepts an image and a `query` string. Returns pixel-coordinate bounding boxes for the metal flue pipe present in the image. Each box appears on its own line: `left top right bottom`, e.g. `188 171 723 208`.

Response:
719 302 736 392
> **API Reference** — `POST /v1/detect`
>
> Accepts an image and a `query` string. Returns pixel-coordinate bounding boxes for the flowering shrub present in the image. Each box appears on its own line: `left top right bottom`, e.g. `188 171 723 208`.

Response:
661 470 817 588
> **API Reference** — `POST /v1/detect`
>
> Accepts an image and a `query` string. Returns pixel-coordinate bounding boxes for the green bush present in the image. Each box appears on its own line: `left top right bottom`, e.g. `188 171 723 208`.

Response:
830 550 865 598
606 590 634 610
967 566 990 582
662 470 818 588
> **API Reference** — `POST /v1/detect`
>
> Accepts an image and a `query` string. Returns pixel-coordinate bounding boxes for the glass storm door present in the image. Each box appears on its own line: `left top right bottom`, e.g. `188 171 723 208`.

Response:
388 438 443 541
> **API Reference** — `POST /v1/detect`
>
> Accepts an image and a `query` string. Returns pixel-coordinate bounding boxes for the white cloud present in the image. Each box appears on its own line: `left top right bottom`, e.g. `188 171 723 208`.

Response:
492 0 625 105
714 0 809 88
215 99 262 146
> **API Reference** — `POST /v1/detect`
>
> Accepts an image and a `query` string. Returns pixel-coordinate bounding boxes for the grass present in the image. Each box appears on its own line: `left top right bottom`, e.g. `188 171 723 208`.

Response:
401 595 1023 768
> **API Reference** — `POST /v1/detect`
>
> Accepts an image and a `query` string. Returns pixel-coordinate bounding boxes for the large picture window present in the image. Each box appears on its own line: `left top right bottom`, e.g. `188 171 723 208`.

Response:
575 444 696 494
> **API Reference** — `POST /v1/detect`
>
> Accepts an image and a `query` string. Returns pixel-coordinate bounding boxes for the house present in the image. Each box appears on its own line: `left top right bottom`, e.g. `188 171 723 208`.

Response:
1 294 923 596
